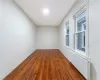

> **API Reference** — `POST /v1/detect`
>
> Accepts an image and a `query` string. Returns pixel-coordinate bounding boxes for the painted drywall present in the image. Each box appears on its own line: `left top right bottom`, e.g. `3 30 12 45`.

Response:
0 0 36 79
58 0 87 62
89 0 100 80
58 0 90 79
36 26 58 49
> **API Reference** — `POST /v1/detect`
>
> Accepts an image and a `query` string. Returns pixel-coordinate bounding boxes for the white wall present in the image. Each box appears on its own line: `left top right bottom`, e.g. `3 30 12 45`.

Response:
58 0 87 62
0 0 36 79
36 26 58 49
58 0 90 79
58 0 100 80
89 0 100 80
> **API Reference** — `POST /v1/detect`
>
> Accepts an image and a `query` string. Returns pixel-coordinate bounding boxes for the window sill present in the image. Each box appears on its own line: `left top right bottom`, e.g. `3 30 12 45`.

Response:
65 46 70 49
75 50 91 61
65 46 90 61
75 49 86 56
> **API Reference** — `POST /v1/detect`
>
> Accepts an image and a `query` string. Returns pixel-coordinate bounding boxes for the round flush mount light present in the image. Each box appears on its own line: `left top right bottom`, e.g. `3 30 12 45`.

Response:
42 8 49 16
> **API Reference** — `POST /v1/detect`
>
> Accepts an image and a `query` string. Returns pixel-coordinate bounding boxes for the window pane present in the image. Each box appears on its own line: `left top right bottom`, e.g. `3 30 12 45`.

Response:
77 17 86 31
83 22 86 30
67 27 69 34
75 8 86 52
66 35 69 46
76 32 85 51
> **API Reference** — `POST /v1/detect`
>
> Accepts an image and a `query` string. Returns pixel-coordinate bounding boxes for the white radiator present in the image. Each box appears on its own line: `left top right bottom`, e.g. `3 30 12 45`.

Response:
69 50 90 80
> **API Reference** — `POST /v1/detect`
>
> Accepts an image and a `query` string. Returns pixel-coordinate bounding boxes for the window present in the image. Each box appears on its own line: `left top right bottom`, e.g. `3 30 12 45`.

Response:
65 21 69 46
74 8 86 52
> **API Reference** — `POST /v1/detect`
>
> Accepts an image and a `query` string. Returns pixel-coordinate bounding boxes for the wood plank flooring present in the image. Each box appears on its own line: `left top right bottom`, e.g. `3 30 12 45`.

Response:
4 49 86 80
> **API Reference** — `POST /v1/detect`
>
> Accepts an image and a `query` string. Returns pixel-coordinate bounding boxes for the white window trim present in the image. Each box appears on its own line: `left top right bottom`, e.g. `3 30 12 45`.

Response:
65 21 69 47
74 6 87 56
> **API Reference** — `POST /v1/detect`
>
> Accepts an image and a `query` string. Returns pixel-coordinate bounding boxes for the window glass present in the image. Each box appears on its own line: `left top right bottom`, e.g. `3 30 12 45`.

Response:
66 35 69 46
67 27 69 34
77 17 86 31
66 22 69 46
76 32 85 51
75 9 86 52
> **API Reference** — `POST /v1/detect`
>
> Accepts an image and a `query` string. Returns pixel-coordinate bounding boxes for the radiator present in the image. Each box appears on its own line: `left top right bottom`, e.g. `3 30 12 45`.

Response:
69 50 90 80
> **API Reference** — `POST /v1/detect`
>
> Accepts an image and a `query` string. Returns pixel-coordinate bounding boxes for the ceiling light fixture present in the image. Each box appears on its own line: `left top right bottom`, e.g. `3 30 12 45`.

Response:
43 8 49 16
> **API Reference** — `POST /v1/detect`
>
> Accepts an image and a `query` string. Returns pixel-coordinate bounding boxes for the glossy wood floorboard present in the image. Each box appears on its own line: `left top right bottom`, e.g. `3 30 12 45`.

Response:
4 49 86 80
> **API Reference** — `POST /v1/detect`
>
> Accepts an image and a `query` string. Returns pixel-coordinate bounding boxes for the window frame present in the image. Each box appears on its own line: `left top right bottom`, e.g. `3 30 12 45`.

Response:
65 21 70 47
74 6 88 55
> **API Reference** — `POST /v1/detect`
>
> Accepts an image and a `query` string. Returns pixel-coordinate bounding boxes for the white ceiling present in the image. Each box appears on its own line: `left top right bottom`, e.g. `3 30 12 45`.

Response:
14 0 76 26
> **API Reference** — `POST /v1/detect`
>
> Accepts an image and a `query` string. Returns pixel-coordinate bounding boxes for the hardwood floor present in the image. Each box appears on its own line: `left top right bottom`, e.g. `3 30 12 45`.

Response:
4 49 86 80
